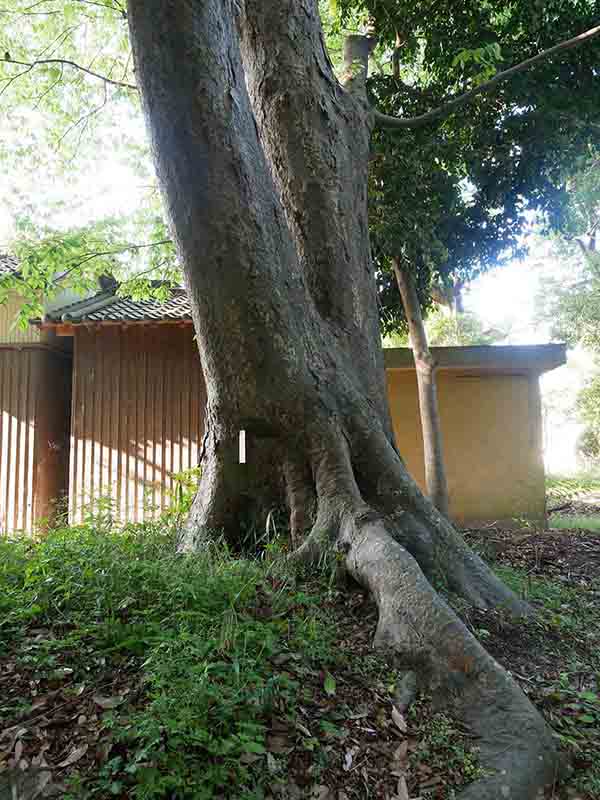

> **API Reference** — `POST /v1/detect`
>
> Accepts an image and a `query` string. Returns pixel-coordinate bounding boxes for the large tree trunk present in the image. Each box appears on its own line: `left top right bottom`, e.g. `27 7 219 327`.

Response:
392 258 450 516
127 2 559 797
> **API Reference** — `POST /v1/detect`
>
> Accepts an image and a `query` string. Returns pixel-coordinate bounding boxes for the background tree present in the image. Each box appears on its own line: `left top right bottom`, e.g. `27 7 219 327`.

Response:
346 0 600 514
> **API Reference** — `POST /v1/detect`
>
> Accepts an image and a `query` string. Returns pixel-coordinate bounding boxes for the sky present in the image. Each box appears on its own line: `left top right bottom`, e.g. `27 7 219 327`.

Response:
464 252 593 474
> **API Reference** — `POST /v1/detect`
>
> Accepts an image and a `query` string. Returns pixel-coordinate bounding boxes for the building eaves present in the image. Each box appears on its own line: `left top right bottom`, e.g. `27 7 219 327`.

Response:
0 253 19 278
42 287 192 324
384 344 567 375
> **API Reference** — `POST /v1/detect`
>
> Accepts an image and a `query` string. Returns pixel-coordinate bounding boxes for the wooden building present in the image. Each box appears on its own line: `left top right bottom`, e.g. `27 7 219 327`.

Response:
0 256 71 532
0 262 566 533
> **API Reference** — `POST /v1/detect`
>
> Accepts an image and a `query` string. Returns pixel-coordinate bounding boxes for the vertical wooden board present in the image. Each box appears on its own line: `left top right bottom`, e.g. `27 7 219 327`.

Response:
101 329 114 513
86 331 96 518
180 328 191 474
115 328 125 522
108 328 119 514
171 332 181 486
4 352 12 530
7 352 18 531
85 330 96 520
0 352 7 532
24 352 35 531
163 331 173 503
78 331 89 521
156 329 166 512
135 331 146 522
146 328 157 516
98 327 106 505
76 333 86 522
70 335 80 523
15 351 29 530
124 328 137 523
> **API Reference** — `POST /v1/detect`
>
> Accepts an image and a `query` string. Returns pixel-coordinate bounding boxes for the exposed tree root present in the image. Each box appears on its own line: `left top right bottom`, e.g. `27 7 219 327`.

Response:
179 424 558 798
291 431 558 799
341 511 558 800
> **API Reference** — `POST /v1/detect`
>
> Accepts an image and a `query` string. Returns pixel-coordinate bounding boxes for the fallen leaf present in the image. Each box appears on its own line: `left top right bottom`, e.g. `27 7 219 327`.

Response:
240 751 262 765
35 770 52 797
92 695 123 710
272 653 292 666
391 706 407 733
347 707 369 720
13 739 23 762
266 752 280 774
266 734 291 754
392 739 409 765
57 744 88 768
296 721 311 737
30 696 48 712
396 775 409 800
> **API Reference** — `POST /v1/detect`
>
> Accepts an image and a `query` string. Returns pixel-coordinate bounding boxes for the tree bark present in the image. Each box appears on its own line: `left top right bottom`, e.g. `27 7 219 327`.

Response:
393 258 450 516
126 2 560 796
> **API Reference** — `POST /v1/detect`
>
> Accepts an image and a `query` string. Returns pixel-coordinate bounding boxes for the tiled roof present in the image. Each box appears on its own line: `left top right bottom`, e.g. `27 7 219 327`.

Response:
0 253 18 277
44 287 192 324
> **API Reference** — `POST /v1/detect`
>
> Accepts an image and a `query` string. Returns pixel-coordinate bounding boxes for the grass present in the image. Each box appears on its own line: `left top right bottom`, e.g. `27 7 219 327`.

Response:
2 512 599 799
546 472 600 506
463 539 600 800
1 523 298 798
0 519 484 800
549 514 600 531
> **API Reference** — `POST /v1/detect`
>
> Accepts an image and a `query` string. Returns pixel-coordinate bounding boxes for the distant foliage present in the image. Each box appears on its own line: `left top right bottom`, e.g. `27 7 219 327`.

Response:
383 308 506 347
546 473 600 504
0 218 179 326
424 309 506 346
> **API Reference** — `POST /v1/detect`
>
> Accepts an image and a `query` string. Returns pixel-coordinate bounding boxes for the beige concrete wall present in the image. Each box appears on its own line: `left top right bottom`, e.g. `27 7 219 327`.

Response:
386 369 546 526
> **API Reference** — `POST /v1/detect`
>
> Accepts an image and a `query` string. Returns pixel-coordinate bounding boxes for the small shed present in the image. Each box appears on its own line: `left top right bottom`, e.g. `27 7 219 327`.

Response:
0 276 566 532
386 345 565 527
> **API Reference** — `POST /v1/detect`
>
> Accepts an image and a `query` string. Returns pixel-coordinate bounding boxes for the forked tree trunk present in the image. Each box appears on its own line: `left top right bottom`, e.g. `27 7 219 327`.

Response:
127 2 559 796
392 258 450 515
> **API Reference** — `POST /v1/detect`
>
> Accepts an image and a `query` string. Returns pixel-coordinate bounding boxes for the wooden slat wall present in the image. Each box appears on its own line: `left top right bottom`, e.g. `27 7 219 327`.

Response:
0 347 71 533
70 326 206 524
0 349 34 532
0 293 41 344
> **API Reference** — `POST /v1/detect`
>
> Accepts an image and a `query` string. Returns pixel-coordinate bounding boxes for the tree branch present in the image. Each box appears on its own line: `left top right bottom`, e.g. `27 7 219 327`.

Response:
374 23 600 130
0 55 137 91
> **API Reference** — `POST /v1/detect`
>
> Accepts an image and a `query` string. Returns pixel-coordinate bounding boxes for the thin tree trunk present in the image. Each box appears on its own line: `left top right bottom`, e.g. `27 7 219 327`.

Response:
127 3 560 796
393 258 450 516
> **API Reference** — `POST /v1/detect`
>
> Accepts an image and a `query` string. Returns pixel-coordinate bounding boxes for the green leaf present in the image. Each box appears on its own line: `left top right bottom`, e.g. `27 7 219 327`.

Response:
243 741 266 754
323 672 336 696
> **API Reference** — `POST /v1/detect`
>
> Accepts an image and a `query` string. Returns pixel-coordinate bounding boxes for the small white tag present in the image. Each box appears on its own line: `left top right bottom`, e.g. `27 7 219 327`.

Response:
239 430 246 464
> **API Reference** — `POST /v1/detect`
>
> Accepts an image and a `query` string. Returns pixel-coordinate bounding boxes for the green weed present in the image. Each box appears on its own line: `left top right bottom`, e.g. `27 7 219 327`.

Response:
0 522 335 799
549 514 600 531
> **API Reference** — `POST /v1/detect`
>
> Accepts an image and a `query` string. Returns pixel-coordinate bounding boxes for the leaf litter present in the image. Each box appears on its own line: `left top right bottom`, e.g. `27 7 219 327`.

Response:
0 516 598 799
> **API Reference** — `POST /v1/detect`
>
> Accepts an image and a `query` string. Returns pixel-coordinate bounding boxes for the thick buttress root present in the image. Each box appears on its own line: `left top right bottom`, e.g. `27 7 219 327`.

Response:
340 512 558 800
292 431 558 800
183 426 560 799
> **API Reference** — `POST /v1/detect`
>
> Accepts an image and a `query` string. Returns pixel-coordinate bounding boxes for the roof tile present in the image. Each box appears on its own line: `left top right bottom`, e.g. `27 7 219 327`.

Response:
45 287 192 324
